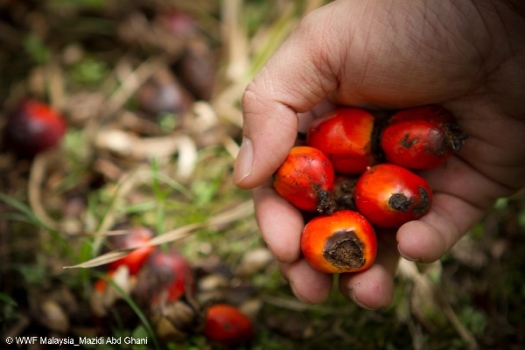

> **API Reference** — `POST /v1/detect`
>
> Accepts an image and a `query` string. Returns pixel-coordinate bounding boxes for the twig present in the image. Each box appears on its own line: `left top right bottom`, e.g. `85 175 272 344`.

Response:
398 260 479 350
221 0 249 83
65 200 254 270
83 55 167 147
91 166 152 252
28 150 61 231
46 57 65 111
433 285 479 350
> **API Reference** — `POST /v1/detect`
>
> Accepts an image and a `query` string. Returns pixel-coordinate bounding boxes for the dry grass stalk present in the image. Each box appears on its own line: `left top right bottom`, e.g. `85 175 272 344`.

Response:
65 199 254 270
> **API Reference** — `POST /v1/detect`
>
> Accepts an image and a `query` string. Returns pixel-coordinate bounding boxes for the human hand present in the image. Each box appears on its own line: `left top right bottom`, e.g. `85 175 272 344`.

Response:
233 0 525 309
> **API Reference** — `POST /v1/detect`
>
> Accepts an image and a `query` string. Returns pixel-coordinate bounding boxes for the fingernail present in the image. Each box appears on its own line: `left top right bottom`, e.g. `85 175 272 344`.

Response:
349 290 377 311
397 245 421 262
233 137 253 185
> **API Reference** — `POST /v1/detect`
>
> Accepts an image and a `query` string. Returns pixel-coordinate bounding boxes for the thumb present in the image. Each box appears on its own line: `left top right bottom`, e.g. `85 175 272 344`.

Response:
233 5 340 189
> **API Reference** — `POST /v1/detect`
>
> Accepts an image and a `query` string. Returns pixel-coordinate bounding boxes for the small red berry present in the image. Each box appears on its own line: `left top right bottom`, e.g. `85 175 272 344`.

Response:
273 146 335 213
107 226 156 275
380 105 468 169
306 108 376 174
301 210 377 274
354 164 432 228
144 248 195 303
136 69 193 116
5 100 67 156
203 304 254 347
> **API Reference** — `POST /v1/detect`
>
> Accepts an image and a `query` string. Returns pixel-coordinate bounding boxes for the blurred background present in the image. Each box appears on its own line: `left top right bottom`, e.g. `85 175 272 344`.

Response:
0 0 524 349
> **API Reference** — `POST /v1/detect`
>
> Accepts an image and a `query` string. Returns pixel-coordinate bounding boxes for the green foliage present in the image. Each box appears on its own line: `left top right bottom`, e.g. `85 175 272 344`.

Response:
70 57 109 89
0 294 18 333
23 34 51 64
0 192 74 258
49 0 108 10
96 272 160 350
0 293 17 306
458 306 487 335
518 209 525 231
157 112 179 132
17 256 49 286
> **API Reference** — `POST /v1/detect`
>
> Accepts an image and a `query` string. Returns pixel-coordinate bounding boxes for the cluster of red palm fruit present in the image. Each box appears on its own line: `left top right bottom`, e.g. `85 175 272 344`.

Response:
273 105 468 274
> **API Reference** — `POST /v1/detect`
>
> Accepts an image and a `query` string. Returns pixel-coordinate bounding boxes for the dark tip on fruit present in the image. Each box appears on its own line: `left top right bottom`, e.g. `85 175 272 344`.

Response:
323 229 365 270
335 194 356 211
388 193 413 212
332 176 358 211
443 120 468 153
413 187 431 214
399 133 419 149
316 188 336 215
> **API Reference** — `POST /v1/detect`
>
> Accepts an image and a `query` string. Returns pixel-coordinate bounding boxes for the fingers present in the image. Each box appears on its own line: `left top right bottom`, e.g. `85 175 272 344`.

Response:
233 6 340 189
253 177 396 307
339 230 399 310
280 260 333 304
397 155 509 263
396 193 482 263
277 227 400 309
253 180 334 303
252 181 304 264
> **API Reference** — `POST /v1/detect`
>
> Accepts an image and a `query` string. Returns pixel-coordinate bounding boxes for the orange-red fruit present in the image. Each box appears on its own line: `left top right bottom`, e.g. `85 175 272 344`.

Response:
380 105 468 169
203 304 254 347
93 270 116 293
145 248 195 303
6 99 67 156
306 108 375 174
107 226 156 275
301 210 377 273
354 164 432 228
273 146 335 212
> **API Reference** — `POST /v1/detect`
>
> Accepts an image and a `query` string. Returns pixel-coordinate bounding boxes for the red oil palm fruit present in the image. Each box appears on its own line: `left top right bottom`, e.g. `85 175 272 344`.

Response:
273 146 335 213
306 108 376 174
5 99 67 156
354 164 432 228
301 210 377 274
144 248 195 304
203 304 254 347
107 226 156 275
380 105 468 169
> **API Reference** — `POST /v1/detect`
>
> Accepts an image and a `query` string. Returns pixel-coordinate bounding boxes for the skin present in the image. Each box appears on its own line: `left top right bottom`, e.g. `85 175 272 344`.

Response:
233 0 525 309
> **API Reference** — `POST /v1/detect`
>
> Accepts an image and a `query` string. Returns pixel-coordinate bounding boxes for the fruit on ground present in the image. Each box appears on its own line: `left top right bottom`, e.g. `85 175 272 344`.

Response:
273 146 335 213
107 226 156 275
142 248 195 304
5 99 67 156
380 105 468 169
354 164 432 228
203 304 254 347
306 107 375 174
301 210 377 273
